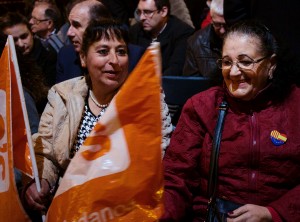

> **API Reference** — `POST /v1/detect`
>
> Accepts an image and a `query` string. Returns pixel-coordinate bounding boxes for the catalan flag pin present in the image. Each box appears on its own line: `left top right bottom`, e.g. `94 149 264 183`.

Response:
270 130 287 146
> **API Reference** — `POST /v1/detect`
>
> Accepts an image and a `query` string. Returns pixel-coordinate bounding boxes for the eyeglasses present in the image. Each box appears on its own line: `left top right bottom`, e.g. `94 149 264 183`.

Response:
211 21 227 29
30 17 49 24
217 55 269 70
135 9 159 18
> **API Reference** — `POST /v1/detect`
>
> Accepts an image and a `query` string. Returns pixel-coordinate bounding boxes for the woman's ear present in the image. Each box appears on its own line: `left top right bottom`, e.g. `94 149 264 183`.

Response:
79 53 86 68
268 54 277 79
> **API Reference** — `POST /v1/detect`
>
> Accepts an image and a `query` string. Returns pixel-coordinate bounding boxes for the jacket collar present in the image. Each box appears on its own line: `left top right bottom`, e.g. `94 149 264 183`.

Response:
209 24 222 52
225 82 275 114
139 15 175 40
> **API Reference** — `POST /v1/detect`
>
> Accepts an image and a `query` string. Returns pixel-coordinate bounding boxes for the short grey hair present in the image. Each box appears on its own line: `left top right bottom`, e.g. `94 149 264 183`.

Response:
210 0 224 16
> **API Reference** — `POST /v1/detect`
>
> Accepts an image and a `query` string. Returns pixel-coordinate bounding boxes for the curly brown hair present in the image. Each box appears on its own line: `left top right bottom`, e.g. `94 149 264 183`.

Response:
16 51 49 103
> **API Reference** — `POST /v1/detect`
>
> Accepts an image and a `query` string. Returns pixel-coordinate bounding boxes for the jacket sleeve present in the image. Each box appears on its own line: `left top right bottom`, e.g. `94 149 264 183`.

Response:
161 98 205 220
32 87 63 187
268 185 300 221
56 48 65 84
183 36 200 76
24 90 40 134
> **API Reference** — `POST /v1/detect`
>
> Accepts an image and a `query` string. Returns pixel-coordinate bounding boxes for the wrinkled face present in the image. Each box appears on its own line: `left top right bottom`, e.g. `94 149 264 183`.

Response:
210 10 226 38
137 0 167 34
29 5 51 38
67 3 91 52
4 24 34 55
80 37 129 91
222 33 275 100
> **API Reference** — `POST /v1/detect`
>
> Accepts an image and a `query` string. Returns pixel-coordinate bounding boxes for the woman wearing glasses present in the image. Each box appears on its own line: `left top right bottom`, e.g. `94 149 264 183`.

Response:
161 20 300 221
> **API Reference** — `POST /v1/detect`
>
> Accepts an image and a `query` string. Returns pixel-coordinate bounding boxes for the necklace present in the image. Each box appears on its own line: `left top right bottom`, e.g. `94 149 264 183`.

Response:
89 90 110 108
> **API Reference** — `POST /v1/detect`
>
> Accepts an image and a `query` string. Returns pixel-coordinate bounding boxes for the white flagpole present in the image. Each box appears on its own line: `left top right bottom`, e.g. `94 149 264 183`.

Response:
8 36 45 221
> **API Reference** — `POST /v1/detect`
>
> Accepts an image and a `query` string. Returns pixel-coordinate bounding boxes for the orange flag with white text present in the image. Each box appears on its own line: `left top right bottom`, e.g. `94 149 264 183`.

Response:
0 38 30 221
47 42 164 221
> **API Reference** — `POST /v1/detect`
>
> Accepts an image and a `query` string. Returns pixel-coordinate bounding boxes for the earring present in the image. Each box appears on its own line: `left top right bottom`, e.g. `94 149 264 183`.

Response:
268 65 276 80
268 73 273 80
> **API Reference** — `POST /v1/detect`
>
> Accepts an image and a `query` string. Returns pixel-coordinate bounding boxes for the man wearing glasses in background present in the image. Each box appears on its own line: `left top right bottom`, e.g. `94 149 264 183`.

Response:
129 0 194 76
29 2 64 53
183 0 225 84
0 12 57 88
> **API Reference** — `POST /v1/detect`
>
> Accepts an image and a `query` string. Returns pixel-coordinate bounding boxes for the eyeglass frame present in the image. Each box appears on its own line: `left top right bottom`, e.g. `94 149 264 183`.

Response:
211 20 227 29
30 16 49 25
216 55 270 70
135 9 160 18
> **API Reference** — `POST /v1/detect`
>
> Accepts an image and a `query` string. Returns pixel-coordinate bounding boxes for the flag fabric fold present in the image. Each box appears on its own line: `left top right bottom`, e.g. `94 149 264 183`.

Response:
0 36 30 221
10 49 34 178
47 42 164 221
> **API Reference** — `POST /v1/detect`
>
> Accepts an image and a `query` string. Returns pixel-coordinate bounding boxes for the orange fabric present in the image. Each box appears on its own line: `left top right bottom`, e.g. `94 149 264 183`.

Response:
47 43 164 221
1 39 34 177
0 40 30 221
10 52 33 177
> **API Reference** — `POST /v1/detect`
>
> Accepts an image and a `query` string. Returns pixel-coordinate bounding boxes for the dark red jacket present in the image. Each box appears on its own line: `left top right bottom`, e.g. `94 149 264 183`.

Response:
162 85 300 221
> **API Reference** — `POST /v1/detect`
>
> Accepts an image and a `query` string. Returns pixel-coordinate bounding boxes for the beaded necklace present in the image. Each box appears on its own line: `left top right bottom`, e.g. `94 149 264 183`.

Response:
89 90 109 108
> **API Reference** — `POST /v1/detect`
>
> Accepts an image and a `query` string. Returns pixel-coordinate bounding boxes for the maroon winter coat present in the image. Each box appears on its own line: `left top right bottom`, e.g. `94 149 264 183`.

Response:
162 84 300 221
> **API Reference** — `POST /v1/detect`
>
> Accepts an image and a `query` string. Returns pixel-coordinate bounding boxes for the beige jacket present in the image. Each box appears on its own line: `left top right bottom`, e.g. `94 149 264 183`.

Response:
33 77 172 186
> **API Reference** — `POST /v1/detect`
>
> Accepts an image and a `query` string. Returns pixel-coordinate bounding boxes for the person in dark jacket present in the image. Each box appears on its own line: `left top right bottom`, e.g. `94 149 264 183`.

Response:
0 12 57 87
129 0 194 76
29 2 64 53
161 20 300 222
29 37 57 87
183 0 225 84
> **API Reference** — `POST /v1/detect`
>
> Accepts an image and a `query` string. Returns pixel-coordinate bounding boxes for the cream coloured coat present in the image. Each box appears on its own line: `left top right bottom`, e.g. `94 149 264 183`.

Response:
33 77 172 187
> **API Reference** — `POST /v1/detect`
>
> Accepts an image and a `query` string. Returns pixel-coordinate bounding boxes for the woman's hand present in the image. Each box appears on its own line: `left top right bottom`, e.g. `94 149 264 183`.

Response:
227 204 272 222
24 179 51 211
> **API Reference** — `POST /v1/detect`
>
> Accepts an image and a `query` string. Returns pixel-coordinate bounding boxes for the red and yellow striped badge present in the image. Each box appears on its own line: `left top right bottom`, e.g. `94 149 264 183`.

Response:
270 130 287 146
270 130 287 142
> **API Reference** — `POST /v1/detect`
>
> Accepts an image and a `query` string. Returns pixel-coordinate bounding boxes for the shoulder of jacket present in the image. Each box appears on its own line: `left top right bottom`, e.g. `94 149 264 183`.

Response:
189 86 225 108
51 77 87 94
188 25 211 43
169 16 194 31
59 44 76 55
129 22 142 32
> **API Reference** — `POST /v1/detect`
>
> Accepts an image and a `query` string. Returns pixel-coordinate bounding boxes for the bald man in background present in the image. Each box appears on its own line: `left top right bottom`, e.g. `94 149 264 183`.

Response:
56 0 145 83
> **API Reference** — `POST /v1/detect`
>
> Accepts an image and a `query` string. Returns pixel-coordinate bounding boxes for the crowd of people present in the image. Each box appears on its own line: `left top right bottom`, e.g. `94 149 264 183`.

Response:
0 0 300 221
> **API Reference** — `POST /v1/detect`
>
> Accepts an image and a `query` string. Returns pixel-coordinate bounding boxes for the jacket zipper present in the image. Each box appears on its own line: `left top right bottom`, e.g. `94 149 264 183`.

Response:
250 111 259 203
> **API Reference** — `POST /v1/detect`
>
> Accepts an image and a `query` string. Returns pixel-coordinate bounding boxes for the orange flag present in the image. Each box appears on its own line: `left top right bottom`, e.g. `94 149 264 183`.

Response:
4 36 34 177
47 42 164 221
0 37 30 220
10 51 33 178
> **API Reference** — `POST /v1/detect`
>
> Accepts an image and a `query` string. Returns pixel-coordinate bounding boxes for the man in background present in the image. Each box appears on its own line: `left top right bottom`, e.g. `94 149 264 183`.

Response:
29 2 64 53
183 0 225 83
129 0 194 76
56 0 144 83
0 12 57 87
